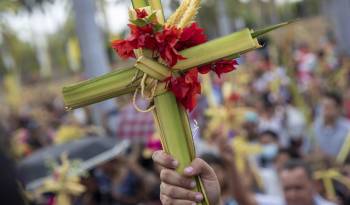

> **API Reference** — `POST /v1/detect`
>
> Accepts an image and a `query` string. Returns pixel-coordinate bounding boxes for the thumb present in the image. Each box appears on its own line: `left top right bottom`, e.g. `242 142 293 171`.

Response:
183 158 217 181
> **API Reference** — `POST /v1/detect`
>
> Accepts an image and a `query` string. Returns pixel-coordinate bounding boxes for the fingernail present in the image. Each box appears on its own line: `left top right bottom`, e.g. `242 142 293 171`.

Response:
184 166 193 174
190 180 196 188
195 193 203 201
172 160 179 167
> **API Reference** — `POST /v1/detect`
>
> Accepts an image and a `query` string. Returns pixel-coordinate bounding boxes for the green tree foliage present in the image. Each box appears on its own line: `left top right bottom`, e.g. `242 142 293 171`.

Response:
0 26 39 78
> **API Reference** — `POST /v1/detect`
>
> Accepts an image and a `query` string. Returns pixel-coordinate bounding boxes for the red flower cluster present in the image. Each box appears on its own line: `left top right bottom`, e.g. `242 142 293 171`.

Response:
176 22 207 51
155 26 185 67
111 23 156 59
112 9 206 67
111 9 238 111
168 68 201 111
171 58 238 110
198 59 238 78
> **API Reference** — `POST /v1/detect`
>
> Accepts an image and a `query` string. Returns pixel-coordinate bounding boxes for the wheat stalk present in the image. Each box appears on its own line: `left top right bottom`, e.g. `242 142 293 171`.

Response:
166 0 191 26
178 0 201 28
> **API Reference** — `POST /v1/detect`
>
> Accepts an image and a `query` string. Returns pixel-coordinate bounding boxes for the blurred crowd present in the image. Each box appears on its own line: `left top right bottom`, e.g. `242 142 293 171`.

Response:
1 30 350 205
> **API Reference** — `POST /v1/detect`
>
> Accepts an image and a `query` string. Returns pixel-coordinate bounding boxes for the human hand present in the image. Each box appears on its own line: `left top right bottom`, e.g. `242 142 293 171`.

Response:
152 151 221 205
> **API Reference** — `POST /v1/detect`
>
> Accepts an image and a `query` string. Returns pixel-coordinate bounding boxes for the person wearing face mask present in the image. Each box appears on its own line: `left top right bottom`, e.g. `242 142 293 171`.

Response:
258 130 280 168
255 130 284 199
259 148 295 199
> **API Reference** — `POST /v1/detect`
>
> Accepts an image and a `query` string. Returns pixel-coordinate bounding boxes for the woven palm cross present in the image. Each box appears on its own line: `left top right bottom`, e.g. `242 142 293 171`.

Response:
63 0 289 204
37 154 85 205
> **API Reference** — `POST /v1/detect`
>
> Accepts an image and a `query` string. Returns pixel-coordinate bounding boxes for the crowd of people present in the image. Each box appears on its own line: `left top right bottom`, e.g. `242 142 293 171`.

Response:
1 29 350 205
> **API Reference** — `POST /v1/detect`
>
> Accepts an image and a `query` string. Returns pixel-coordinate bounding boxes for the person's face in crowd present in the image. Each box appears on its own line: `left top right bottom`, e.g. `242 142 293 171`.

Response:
259 132 279 165
322 97 339 123
280 167 314 205
259 133 278 145
243 121 258 141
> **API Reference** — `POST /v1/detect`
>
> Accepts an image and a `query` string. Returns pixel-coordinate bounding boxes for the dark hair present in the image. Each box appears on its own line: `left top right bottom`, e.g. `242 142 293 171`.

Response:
276 147 301 160
282 160 313 179
200 153 225 167
261 92 275 108
323 91 342 107
259 130 279 141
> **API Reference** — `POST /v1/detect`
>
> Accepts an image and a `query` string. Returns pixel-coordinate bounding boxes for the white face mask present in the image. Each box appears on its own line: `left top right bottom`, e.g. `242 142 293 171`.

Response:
73 109 87 125
261 144 279 160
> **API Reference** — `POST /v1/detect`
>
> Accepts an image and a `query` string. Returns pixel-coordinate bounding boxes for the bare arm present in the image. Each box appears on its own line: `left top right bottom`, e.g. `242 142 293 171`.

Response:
218 139 257 205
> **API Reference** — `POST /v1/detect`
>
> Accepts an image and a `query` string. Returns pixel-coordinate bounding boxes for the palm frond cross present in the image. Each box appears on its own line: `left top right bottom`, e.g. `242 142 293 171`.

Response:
62 1 290 204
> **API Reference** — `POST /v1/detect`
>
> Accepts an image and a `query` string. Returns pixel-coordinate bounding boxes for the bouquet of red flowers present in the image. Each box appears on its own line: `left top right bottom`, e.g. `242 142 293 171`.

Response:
112 8 237 111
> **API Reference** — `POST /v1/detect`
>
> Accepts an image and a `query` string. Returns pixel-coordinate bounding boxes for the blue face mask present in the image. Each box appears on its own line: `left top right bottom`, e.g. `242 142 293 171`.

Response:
261 144 278 160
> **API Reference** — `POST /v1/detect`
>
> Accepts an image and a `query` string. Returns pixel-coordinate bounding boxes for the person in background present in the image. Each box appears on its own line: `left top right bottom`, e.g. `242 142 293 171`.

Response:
259 148 298 199
294 43 317 89
280 160 336 205
312 91 350 157
258 130 301 199
242 111 259 142
259 148 291 199
152 150 337 205
200 153 238 205
0 121 26 205
218 138 283 205
111 144 145 205
258 130 280 168
75 173 101 205
257 93 284 143
280 96 306 150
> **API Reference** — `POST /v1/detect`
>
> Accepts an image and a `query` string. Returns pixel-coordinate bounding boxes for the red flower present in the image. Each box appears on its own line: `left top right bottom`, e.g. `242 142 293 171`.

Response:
135 9 148 19
176 23 207 51
198 64 212 74
112 24 157 58
198 59 238 77
156 26 186 67
213 59 238 78
111 39 136 59
228 92 240 102
129 24 158 50
169 68 201 111
129 23 153 36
